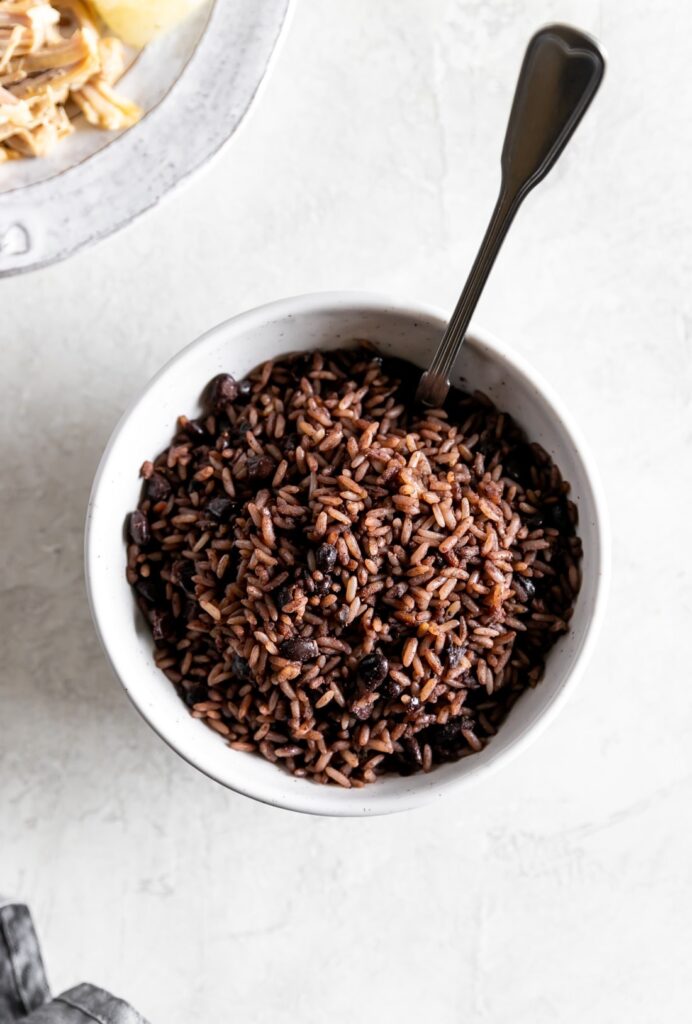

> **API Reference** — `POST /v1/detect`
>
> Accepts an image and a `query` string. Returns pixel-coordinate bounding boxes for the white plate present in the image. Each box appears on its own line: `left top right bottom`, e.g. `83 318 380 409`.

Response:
0 0 290 276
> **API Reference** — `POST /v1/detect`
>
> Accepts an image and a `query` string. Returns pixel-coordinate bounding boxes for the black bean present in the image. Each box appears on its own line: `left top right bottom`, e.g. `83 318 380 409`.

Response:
445 385 472 414
544 497 569 530
134 578 159 604
475 435 497 459
184 419 209 440
401 735 423 766
380 355 419 405
207 373 239 410
232 419 252 444
525 512 545 530
150 609 171 642
312 575 332 597
279 637 319 661
182 683 206 708
171 559 196 596
515 576 536 602
359 650 389 689
227 545 240 579
384 677 402 699
385 620 406 644
330 348 360 373
129 510 150 546
446 642 464 668
146 473 171 502
246 455 275 481
436 719 461 743
232 654 252 680
429 719 462 755
237 379 253 402
282 433 302 455
290 352 315 377
316 542 337 573
206 497 240 523
503 443 535 485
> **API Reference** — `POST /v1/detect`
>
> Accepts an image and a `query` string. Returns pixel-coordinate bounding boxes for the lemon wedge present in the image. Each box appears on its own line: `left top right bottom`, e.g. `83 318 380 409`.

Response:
91 0 205 48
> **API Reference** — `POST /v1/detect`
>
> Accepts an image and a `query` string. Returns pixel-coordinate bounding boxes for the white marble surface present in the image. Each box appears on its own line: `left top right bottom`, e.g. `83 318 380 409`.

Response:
2 1 691 1021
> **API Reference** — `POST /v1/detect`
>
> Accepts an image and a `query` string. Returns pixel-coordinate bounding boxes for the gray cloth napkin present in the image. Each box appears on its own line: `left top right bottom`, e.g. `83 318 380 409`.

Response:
22 986 148 1024
0 899 148 1024
0 899 50 1020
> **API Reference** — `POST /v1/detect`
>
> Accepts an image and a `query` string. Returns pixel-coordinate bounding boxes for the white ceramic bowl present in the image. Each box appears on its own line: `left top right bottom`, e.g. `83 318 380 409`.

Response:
0 0 290 276
86 292 609 816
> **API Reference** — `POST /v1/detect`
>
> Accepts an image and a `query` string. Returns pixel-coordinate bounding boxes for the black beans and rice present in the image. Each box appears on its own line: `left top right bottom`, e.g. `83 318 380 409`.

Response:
126 347 582 787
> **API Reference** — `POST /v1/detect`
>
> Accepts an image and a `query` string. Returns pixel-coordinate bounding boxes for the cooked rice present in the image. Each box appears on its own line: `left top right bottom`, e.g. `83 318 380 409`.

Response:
126 345 582 787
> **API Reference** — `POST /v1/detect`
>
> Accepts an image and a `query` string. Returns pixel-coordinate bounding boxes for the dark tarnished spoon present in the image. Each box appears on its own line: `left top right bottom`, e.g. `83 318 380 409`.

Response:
416 24 606 407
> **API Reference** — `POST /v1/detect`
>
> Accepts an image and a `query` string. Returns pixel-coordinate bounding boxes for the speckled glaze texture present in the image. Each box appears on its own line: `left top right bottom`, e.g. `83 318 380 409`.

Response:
0 0 290 276
2 0 692 1021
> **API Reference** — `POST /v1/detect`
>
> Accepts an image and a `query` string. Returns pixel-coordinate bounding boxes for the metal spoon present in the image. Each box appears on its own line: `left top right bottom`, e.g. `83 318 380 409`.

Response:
416 24 606 407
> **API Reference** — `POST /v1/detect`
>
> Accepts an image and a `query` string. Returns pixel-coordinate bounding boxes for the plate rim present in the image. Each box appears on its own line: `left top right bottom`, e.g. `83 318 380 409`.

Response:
0 0 292 277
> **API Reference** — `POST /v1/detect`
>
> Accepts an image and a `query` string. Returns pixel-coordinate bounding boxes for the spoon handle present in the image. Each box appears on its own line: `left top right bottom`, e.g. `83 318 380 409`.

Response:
416 24 606 408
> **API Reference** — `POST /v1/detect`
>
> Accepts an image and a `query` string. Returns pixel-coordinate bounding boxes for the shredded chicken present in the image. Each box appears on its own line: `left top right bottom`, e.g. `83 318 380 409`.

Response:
0 0 141 160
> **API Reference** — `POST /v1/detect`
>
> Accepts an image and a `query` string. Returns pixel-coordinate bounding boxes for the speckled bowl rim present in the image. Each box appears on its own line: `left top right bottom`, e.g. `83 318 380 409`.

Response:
85 291 611 816
0 0 291 277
